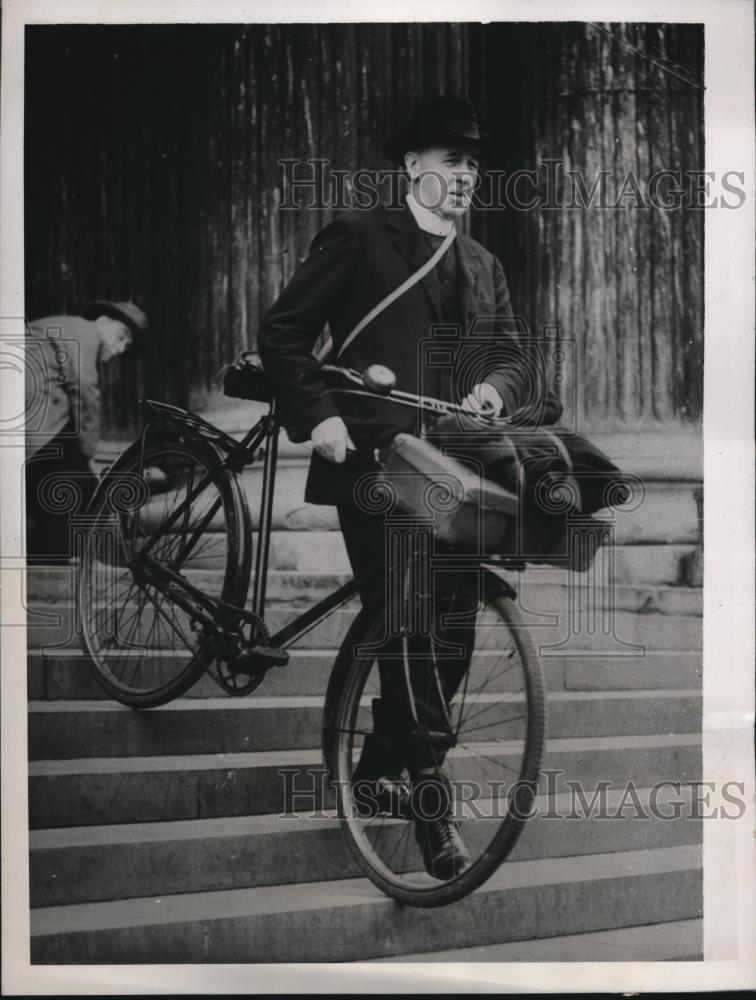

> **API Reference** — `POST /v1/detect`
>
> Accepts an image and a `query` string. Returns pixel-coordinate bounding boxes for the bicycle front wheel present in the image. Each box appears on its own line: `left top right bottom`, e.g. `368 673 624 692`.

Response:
327 570 545 907
78 431 251 708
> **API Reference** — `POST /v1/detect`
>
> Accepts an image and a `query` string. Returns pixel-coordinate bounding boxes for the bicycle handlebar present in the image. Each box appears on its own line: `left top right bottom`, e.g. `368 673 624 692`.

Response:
320 362 513 425
226 350 525 428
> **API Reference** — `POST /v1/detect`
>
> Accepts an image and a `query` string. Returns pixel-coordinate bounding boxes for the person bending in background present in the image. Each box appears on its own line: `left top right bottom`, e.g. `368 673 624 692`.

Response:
25 299 148 565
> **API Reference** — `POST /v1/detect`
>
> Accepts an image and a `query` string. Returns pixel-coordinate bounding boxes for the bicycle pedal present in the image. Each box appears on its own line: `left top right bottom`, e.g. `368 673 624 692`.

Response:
237 645 290 671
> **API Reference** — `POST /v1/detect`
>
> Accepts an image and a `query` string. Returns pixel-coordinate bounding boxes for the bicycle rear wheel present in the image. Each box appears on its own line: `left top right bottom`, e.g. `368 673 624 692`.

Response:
78 431 251 707
326 569 545 907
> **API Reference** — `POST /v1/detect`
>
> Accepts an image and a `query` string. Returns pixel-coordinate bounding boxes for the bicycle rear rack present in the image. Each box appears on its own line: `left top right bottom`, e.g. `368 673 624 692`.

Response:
140 399 240 453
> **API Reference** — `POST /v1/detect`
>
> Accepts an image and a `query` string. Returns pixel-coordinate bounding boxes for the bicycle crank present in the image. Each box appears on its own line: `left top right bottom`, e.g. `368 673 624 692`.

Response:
206 609 289 696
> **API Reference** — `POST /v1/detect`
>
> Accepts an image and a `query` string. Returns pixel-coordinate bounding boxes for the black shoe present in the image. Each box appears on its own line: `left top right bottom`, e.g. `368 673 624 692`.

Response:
414 815 471 880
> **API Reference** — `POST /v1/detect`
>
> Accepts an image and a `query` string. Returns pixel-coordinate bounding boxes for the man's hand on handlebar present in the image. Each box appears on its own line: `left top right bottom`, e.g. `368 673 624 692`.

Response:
319 365 508 425
461 383 504 416
311 415 356 463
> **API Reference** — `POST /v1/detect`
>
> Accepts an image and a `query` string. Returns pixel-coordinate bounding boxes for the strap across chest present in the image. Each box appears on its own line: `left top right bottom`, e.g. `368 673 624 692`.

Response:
316 228 458 363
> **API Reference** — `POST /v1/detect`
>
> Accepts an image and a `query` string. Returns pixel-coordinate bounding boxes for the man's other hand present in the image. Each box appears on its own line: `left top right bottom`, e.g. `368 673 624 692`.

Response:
461 383 504 415
311 416 356 463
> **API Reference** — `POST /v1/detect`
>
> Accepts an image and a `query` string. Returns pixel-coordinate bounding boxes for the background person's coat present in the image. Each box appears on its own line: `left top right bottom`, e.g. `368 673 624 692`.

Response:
258 203 560 506
25 315 103 459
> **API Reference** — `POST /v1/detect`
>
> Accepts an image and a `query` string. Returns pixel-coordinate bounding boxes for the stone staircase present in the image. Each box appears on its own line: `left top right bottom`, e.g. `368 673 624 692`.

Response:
26 427 704 963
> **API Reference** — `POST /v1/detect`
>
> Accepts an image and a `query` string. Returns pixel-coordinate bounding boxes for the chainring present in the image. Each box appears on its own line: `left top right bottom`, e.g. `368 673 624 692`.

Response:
205 610 271 696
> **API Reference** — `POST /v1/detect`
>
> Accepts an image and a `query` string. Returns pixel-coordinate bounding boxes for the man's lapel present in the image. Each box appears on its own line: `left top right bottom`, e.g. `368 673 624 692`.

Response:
385 205 443 321
456 233 484 332
384 206 487 331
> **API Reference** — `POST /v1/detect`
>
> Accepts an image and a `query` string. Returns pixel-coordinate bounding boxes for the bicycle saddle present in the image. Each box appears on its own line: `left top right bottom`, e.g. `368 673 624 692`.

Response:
222 351 274 403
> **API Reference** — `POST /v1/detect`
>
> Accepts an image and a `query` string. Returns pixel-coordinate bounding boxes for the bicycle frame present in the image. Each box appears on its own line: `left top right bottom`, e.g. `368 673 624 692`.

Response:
137 398 360 663
135 372 520 669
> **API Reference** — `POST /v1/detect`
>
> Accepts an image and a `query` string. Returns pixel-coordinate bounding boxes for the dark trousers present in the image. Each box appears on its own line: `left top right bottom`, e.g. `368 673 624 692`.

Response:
337 501 476 773
25 430 98 561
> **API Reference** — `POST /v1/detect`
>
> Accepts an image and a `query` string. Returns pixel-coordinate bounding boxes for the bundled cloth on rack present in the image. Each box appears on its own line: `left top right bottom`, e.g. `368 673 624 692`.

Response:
426 411 629 516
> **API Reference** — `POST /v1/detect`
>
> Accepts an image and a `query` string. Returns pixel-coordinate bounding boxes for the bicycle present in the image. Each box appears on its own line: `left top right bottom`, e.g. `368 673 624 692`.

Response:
77 357 546 908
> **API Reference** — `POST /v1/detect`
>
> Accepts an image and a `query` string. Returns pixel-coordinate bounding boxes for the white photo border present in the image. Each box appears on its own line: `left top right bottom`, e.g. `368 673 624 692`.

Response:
2 0 754 993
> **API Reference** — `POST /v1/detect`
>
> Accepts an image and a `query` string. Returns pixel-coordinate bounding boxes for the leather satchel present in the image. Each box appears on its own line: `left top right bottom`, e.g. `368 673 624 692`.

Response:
376 430 609 569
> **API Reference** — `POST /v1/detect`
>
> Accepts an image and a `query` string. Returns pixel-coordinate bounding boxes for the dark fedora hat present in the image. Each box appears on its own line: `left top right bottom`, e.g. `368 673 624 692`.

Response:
384 95 490 165
81 299 149 357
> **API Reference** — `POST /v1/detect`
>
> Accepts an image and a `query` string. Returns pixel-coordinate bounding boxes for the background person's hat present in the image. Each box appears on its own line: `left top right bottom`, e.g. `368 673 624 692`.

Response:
81 300 149 357
384 95 490 165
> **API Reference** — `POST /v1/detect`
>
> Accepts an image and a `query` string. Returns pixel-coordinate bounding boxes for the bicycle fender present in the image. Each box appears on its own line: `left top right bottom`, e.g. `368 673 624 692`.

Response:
84 425 249 568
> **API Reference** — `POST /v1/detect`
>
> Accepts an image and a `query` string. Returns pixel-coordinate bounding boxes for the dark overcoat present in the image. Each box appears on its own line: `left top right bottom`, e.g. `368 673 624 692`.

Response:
258 202 560 505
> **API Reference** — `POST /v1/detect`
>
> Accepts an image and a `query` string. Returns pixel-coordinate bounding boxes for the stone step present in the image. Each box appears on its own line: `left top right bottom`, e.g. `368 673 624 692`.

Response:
29 785 703 907
232 469 702 546
12 537 697 585
23 565 703 616
99 423 703 477
97 424 702 539
27 649 338 700
27 647 704 701
369 917 703 962
512 579 702 616
28 733 702 828
27 689 702 760
29 843 702 963
218 535 703 584
25 599 702 653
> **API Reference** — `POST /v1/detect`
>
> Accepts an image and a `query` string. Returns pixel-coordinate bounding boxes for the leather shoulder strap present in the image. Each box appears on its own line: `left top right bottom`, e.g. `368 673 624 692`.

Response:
326 228 457 362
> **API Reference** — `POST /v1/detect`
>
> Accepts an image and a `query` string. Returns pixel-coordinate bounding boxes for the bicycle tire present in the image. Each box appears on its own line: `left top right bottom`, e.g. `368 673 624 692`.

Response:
324 569 545 907
78 429 251 708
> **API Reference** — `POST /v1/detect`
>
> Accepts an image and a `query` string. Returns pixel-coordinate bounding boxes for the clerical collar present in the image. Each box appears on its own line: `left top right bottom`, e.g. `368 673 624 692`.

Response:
405 190 455 237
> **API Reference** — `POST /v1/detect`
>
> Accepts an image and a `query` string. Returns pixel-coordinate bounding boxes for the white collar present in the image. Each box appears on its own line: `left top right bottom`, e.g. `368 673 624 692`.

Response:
406 190 455 237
